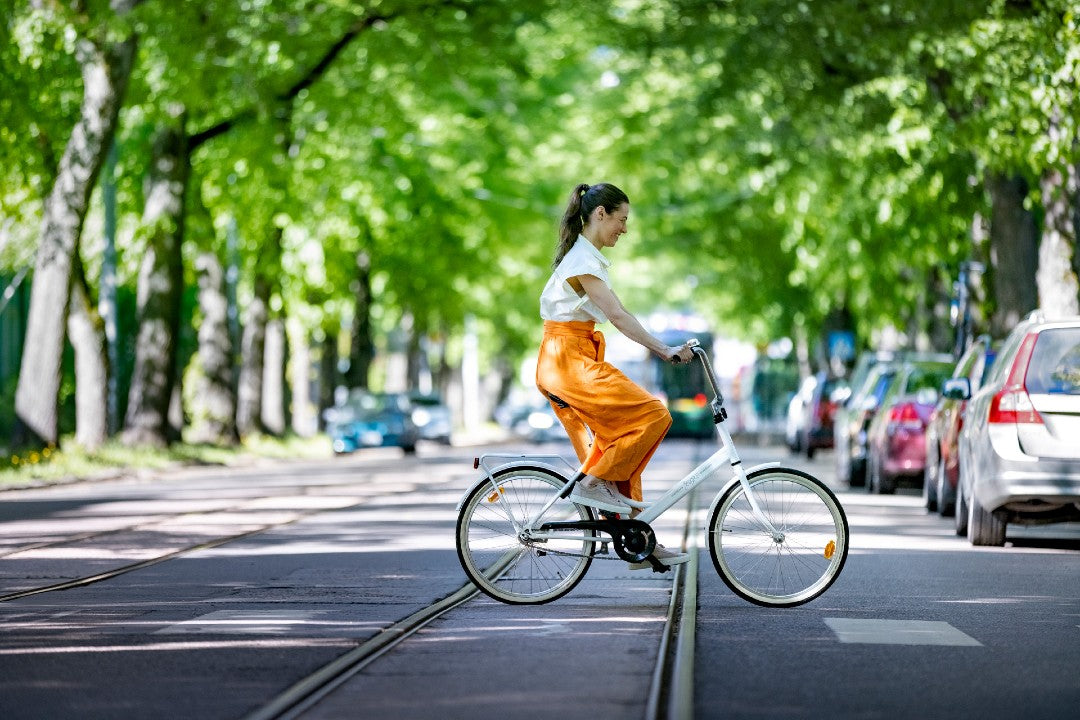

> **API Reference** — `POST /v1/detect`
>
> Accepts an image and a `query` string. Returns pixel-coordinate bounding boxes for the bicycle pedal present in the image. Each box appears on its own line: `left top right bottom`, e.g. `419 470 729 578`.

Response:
598 542 610 555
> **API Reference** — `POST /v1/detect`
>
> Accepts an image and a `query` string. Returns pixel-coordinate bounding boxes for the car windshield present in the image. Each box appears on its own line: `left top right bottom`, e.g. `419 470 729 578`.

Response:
345 392 404 415
904 364 953 395
1025 328 1080 395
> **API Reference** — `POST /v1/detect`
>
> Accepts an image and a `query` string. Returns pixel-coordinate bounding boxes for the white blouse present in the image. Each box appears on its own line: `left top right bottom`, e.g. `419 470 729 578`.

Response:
539 236 610 323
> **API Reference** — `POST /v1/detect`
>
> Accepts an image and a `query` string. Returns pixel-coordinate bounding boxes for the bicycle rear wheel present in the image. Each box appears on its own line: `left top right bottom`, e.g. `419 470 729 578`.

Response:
456 466 595 604
707 467 848 608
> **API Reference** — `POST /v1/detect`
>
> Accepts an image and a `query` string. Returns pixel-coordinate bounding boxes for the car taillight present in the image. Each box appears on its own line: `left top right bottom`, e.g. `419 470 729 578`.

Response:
988 332 1044 425
888 402 922 430
694 393 708 407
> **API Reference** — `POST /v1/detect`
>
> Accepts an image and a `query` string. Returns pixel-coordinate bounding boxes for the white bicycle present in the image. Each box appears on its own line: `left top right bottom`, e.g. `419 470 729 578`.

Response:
455 341 849 607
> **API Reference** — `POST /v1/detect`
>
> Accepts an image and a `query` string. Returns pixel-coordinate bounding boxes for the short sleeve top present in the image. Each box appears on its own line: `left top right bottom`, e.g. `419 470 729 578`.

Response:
539 236 611 323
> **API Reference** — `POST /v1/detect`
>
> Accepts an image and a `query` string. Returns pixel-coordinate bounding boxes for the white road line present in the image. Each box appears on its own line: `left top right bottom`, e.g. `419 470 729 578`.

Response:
824 618 982 646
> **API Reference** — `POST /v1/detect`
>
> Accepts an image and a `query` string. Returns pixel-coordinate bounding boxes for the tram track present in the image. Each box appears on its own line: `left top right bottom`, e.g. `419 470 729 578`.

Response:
0 469 460 603
243 443 710 720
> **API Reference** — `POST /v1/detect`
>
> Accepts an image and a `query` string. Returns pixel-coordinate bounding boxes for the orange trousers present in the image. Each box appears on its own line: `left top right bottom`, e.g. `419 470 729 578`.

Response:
535 320 672 502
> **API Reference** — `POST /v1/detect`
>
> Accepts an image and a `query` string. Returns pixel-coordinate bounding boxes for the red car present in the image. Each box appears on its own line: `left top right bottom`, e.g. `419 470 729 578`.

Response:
922 337 996 516
866 359 955 494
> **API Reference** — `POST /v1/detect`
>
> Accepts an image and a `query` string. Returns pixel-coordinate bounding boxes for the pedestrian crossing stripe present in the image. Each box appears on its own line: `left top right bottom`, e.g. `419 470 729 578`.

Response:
824 619 982 647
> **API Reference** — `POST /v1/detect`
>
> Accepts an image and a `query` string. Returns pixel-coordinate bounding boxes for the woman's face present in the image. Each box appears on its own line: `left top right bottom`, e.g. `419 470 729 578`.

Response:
593 202 629 248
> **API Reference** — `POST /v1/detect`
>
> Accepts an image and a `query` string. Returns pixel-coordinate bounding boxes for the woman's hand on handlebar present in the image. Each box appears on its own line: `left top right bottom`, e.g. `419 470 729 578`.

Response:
666 342 695 365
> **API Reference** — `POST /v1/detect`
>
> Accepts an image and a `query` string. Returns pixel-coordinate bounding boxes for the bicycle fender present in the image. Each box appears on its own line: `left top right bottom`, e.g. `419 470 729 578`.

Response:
456 461 571 511
704 461 783 520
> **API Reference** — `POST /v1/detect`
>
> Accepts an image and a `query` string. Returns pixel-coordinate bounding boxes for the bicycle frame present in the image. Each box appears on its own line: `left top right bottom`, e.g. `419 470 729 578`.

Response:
474 342 784 543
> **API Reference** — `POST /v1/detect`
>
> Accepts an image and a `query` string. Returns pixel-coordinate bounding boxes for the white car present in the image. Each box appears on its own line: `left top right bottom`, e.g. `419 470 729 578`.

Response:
955 312 1080 545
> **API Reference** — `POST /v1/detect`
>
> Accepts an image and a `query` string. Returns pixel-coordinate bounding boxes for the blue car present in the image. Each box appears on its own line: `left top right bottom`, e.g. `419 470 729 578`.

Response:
325 391 419 455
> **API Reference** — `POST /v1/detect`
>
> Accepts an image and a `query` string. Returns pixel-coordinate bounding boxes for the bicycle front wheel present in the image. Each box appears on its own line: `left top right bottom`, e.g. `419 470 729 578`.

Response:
707 467 849 608
456 466 595 605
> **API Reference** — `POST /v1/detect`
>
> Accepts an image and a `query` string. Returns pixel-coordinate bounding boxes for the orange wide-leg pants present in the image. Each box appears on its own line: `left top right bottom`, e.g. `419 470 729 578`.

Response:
535 320 672 502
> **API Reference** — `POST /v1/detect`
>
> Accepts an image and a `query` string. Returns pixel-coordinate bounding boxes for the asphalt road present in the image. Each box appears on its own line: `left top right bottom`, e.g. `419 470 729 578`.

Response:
0 437 1077 719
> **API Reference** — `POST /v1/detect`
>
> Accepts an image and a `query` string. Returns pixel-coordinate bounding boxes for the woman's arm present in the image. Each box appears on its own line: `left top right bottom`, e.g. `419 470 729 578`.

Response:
576 274 693 363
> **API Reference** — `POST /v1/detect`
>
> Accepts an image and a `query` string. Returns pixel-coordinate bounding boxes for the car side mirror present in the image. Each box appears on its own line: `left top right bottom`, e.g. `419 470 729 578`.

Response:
942 377 971 401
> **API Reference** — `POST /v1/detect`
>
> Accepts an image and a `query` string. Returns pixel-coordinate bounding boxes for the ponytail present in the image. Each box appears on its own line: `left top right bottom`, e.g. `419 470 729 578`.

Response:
553 182 629 267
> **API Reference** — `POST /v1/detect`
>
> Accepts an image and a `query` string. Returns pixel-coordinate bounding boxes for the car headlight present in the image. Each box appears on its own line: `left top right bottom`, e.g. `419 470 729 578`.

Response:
528 411 555 430
412 409 431 426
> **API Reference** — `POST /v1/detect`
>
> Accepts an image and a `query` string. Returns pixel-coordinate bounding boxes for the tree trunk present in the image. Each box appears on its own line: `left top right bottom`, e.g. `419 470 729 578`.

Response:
67 253 108 450
123 121 188 447
14 24 138 447
188 249 239 445
261 317 287 436
346 251 374 390
318 328 338 429
1037 163 1080 316
236 273 270 437
288 319 314 437
986 173 1039 336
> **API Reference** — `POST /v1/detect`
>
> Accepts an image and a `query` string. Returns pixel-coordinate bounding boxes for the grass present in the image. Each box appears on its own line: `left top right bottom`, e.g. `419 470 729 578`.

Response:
0 434 333 489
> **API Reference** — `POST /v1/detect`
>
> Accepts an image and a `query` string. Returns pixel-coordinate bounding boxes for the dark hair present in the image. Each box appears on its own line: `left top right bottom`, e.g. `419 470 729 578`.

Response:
554 182 629 267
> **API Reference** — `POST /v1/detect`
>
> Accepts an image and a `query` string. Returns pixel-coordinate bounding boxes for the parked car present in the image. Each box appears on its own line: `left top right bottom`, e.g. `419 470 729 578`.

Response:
923 337 996 516
408 393 453 445
324 390 419 455
955 313 1080 545
865 359 954 494
785 376 814 453
512 402 569 443
786 372 844 458
835 360 898 487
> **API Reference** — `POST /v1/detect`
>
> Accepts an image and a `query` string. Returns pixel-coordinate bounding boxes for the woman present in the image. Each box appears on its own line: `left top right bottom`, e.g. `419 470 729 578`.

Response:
535 182 695 569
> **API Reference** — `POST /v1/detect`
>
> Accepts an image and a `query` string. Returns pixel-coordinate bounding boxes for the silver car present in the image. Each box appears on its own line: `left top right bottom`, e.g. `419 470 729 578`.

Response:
954 312 1080 545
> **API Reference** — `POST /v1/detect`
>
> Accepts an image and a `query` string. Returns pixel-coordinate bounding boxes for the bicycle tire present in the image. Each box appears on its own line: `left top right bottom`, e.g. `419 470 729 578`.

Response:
707 467 849 608
456 466 595 605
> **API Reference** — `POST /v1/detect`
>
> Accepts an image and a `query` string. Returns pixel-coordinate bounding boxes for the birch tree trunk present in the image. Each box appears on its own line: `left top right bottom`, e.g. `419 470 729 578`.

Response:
67 253 108 450
986 173 1040 336
261 317 287 436
14 17 138 447
188 250 239 445
123 121 188 447
236 273 270 437
1037 162 1080 317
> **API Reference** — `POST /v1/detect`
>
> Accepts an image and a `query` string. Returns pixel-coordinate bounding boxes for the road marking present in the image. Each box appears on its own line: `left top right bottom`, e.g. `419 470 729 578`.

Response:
824 618 982 647
155 609 331 635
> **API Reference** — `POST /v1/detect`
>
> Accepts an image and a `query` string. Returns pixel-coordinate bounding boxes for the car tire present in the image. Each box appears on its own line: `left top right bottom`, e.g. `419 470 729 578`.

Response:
967 492 1006 546
922 449 938 512
806 444 816 460
954 481 968 536
866 452 877 493
936 457 955 517
402 443 417 455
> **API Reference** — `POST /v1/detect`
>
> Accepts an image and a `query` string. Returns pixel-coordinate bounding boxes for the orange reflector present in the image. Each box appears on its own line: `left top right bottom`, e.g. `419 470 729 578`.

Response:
487 487 505 503
824 540 836 560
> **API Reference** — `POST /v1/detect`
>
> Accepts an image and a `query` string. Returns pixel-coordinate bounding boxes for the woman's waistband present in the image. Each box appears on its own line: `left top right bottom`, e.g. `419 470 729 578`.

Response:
542 320 598 338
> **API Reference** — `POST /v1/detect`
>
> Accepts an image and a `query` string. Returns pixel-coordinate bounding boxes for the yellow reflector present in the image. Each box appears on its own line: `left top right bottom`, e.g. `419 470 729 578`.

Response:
824 540 836 560
487 487 505 503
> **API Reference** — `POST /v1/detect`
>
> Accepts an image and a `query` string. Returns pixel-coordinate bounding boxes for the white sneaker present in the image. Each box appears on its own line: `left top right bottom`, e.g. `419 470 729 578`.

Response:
569 480 631 514
627 544 690 571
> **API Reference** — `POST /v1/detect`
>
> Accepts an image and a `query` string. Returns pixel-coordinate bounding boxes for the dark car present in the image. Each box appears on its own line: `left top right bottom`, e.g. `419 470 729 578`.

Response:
866 359 955 494
325 390 419 455
409 393 453 445
922 337 996 516
835 360 898 487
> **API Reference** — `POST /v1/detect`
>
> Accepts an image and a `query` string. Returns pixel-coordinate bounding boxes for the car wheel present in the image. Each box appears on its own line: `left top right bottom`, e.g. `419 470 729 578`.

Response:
806 444 816 460
954 480 968 536
877 462 896 495
967 492 1006 546
936 457 955 517
866 452 877 493
922 450 938 512
402 443 417 455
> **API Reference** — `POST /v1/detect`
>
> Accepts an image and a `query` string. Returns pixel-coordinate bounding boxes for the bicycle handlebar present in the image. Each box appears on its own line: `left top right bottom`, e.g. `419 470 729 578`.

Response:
680 338 726 412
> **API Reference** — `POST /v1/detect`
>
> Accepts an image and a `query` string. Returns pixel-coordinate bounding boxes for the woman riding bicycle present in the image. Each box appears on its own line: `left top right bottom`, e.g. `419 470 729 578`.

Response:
535 182 695 568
